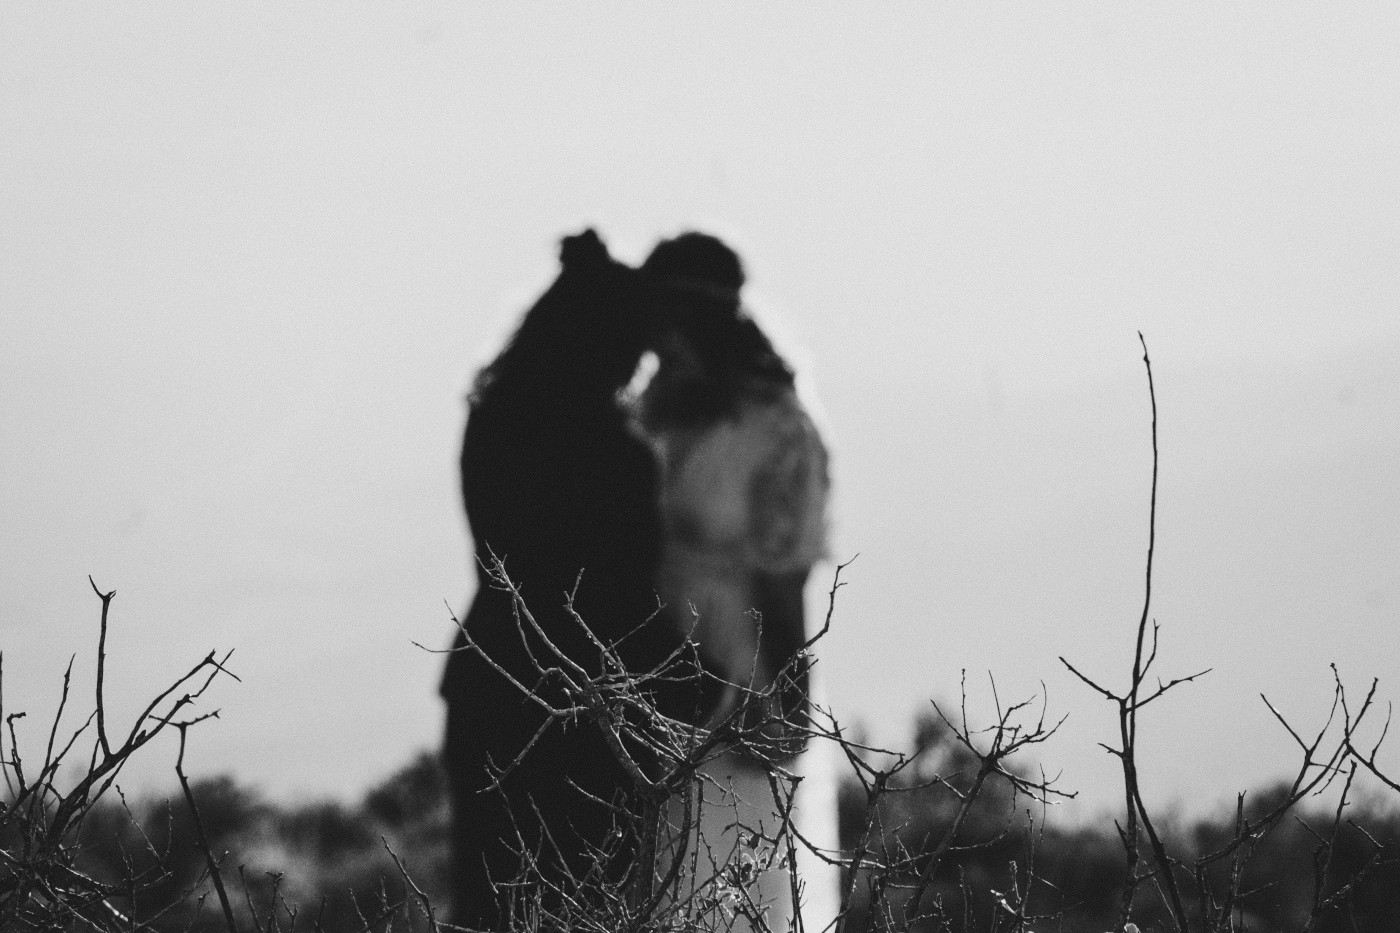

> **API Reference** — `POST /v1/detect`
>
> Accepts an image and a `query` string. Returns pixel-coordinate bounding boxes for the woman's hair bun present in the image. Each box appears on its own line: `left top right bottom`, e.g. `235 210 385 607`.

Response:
558 228 611 270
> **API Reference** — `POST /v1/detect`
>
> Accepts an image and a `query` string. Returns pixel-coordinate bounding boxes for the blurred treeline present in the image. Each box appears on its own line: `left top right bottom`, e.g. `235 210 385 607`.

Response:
47 753 453 932
45 713 1400 932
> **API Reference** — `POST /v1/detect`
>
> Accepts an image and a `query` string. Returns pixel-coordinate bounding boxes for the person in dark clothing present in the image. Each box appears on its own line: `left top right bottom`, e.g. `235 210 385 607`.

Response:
440 230 690 929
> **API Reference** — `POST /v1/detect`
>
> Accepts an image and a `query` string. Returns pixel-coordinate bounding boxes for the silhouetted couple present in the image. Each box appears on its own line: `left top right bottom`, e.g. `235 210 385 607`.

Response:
440 229 829 929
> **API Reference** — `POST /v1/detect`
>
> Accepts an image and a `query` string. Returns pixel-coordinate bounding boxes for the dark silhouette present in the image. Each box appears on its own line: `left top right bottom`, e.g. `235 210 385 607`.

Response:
440 230 692 928
441 229 830 928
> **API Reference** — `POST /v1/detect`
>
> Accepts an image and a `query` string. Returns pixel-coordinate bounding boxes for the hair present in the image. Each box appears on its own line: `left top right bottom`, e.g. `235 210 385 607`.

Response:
640 232 793 426
640 231 746 295
471 229 644 406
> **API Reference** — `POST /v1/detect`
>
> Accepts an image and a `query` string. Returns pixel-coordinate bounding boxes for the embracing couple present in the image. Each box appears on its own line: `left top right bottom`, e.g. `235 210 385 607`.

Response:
441 229 833 931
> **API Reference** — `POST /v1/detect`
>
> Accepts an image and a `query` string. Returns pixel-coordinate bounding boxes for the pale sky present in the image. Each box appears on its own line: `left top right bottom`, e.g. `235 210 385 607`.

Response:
3 5 1399 823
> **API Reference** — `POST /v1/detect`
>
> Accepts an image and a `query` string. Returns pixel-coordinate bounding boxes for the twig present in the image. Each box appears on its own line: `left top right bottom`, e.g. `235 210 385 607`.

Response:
88 577 115 759
175 723 239 933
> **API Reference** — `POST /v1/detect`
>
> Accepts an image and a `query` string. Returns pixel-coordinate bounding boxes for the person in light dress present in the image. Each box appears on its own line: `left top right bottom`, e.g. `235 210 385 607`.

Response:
633 233 841 932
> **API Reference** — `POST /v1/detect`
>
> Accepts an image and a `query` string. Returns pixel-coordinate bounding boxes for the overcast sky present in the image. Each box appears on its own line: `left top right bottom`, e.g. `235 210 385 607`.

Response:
4 5 1399 823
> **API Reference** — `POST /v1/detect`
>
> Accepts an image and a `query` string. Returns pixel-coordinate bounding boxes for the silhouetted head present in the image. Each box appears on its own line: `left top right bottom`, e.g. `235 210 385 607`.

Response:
640 232 746 298
639 232 791 426
473 228 647 405
557 227 611 273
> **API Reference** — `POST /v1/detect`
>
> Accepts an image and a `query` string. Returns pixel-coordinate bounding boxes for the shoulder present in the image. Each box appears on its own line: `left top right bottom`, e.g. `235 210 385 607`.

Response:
742 393 830 571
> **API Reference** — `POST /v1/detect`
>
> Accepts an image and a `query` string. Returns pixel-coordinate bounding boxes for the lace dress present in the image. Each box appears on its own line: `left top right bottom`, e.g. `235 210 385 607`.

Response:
647 384 830 724
636 369 840 931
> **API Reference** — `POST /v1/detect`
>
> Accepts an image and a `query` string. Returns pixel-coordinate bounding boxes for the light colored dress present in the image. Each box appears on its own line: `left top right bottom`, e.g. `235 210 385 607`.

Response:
636 370 841 932
649 387 830 722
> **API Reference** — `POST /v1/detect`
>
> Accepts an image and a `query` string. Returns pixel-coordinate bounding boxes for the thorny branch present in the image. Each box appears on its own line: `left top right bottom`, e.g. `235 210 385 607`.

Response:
2 581 238 932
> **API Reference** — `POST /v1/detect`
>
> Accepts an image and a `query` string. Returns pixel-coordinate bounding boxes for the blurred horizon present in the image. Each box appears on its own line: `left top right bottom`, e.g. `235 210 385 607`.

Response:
4 5 1400 825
